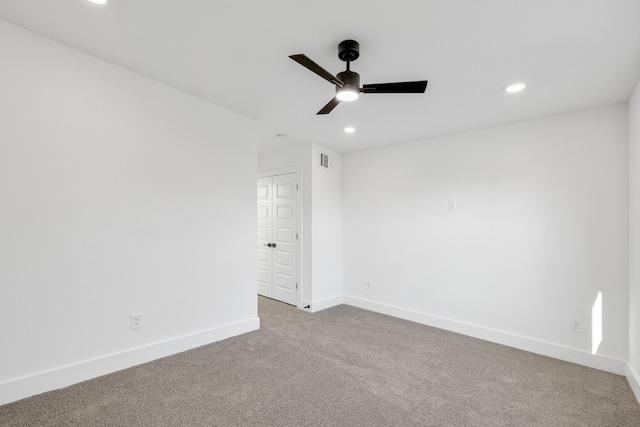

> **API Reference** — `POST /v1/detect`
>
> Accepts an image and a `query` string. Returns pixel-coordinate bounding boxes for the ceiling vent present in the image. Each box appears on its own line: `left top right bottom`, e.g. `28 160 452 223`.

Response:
320 153 331 169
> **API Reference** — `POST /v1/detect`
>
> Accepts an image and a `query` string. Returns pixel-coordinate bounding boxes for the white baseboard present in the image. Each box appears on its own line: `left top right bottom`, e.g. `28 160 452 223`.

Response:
299 296 343 313
0 317 259 406
308 295 344 313
343 295 628 376
627 363 640 404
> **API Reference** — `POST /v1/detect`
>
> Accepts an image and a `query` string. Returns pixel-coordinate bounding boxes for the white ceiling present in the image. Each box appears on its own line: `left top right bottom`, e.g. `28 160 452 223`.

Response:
1 0 639 153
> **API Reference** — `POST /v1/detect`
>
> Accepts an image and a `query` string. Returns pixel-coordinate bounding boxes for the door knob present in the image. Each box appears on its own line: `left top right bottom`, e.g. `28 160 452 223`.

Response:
262 243 277 247
272 243 277 248
263 243 272 247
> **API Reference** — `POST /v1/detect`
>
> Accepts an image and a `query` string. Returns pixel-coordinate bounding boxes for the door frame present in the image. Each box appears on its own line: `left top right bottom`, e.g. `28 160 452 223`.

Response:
258 165 303 308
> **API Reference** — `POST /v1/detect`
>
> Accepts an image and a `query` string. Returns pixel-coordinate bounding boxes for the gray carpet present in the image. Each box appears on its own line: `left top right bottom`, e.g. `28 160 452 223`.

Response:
2 296 639 426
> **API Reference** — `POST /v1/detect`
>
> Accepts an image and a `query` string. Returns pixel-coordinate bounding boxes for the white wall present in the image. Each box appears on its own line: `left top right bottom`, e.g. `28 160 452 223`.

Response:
0 20 258 404
310 144 343 309
629 79 640 400
344 104 629 372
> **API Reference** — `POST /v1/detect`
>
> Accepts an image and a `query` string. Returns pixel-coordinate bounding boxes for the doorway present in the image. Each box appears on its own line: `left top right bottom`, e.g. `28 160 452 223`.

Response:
257 171 299 306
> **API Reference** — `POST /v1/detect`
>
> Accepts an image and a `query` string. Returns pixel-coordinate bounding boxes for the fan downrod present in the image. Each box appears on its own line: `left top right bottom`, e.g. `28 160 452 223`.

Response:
338 40 360 62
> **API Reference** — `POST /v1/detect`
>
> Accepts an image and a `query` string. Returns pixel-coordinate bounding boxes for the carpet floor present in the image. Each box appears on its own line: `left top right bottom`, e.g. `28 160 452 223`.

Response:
1 296 639 426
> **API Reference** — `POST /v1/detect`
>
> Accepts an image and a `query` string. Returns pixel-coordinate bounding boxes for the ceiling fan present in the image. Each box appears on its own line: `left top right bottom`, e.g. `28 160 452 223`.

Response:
289 40 428 115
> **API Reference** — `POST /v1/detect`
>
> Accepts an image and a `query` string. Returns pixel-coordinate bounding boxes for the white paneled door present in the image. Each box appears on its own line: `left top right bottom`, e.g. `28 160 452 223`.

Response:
257 173 299 306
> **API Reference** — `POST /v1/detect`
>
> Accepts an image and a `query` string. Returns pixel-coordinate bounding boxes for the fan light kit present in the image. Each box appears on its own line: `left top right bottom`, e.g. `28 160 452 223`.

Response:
88 0 107 4
289 40 428 115
337 89 359 102
502 81 528 93
344 127 356 133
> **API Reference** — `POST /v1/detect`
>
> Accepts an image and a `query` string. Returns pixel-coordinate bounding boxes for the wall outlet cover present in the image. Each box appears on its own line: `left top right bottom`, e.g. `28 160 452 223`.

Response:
131 313 142 330
570 318 582 334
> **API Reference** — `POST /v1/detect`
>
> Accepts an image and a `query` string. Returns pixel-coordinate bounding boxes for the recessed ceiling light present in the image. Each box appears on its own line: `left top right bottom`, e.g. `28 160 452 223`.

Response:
344 127 356 133
88 0 107 5
502 81 528 93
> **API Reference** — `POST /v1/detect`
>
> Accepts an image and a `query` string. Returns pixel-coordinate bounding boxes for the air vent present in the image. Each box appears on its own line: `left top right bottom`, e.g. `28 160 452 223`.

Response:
320 153 331 169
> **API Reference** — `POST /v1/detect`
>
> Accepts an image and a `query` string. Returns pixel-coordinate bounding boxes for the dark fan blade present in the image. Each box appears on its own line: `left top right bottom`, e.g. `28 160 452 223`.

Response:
289 54 343 86
363 80 428 94
317 97 341 115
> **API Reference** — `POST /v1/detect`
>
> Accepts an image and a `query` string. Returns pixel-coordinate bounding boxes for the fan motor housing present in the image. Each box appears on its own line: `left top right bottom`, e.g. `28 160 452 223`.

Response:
336 70 361 92
338 40 360 62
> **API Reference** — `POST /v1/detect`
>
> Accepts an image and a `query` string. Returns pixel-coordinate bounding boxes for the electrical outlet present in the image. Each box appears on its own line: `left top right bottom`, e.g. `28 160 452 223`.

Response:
570 318 582 334
448 200 457 211
365 281 371 291
131 313 142 330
